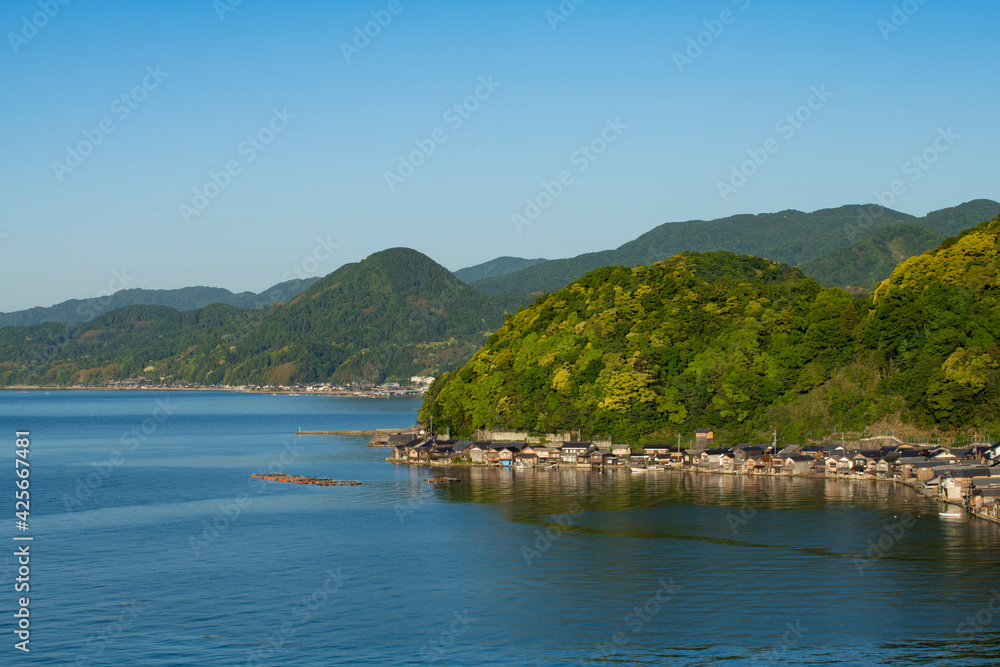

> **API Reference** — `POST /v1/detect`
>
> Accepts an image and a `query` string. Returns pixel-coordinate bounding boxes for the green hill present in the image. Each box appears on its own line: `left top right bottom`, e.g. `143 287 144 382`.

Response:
800 224 945 289
422 216 1000 442
470 200 1000 300
0 248 504 387
0 278 319 329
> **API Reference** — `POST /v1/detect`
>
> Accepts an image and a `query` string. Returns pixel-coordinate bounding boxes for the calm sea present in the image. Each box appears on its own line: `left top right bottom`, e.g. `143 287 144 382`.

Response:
1 390 998 666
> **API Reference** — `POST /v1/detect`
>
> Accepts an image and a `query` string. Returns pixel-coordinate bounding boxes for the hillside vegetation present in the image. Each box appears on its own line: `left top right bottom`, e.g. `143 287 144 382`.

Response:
422 216 1000 442
0 249 503 387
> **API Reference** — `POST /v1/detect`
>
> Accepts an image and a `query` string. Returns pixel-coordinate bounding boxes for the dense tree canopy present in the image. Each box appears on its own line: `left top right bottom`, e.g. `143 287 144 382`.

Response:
423 218 1000 442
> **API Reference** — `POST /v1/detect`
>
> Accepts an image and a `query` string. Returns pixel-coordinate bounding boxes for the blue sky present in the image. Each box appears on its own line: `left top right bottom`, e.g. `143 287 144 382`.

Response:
1 0 997 311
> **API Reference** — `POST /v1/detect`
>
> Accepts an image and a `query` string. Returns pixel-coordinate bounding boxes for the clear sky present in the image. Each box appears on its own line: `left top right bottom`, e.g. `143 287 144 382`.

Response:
1 0 997 311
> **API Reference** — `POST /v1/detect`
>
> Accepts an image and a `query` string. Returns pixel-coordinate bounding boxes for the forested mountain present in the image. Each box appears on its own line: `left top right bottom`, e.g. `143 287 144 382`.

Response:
469 200 1000 301
453 256 548 284
421 216 1000 442
0 249 503 387
800 225 945 289
0 278 319 329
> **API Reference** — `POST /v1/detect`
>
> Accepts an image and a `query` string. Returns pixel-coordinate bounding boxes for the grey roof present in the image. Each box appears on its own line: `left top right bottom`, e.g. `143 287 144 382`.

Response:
941 467 994 478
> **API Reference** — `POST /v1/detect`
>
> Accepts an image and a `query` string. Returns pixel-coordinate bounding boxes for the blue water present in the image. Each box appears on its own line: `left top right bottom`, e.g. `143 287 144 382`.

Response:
1 390 999 666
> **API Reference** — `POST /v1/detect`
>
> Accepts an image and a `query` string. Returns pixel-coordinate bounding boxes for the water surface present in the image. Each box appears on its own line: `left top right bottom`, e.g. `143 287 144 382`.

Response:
1 390 998 665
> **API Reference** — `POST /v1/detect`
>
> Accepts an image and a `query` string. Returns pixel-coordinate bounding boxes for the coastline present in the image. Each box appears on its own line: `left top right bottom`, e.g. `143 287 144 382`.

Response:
390 458 1000 527
0 385 425 398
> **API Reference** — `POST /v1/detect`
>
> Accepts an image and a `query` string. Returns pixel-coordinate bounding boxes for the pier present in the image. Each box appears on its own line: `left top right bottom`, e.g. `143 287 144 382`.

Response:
295 428 411 436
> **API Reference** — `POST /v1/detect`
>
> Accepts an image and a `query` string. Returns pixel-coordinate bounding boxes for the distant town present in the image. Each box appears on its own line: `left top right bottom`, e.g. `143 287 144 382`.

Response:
12 375 437 397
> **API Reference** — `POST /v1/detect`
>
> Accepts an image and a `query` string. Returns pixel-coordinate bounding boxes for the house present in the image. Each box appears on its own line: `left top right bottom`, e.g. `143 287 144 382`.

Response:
824 453 852 476
682 448 705 469
799 445 826 459
469 442 492 464
489 443 524 466
629 453 649 466
694 429 714 447
643 444 673 458
778 444 802 457
699 448 728 470
451 441 473 458
516 453 538 467
611 443 632 457
733 446 765 472
782 455 815 476
850 450 882 474
590 450 614 466
561 442 594 464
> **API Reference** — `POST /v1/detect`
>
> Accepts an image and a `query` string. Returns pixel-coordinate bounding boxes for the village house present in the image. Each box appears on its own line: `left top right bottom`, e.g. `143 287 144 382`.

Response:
699 448 728 470
560 442 594 465
694 429 714 447
782 454 815 476
612 443 632 457
469 442 492 464
590 449 615 467
682 448 704 469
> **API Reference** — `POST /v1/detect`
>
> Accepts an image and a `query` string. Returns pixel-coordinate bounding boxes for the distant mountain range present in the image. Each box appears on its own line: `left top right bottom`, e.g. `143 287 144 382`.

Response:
0 278 320 329
0 249 502 386
3 198 998 391
452 256 548 284
458 199 1000 300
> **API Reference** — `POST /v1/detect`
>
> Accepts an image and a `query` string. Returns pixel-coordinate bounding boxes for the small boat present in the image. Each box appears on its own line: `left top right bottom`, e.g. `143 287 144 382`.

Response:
629 466 647 473
939 512 962 517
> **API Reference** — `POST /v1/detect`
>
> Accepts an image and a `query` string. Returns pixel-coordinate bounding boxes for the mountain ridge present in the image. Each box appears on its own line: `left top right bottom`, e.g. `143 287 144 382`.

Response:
469 199 1000 301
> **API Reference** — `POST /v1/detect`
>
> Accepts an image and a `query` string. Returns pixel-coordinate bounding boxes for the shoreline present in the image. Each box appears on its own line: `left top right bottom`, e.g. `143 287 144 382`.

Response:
1 385 425 398
390 459 1000 526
